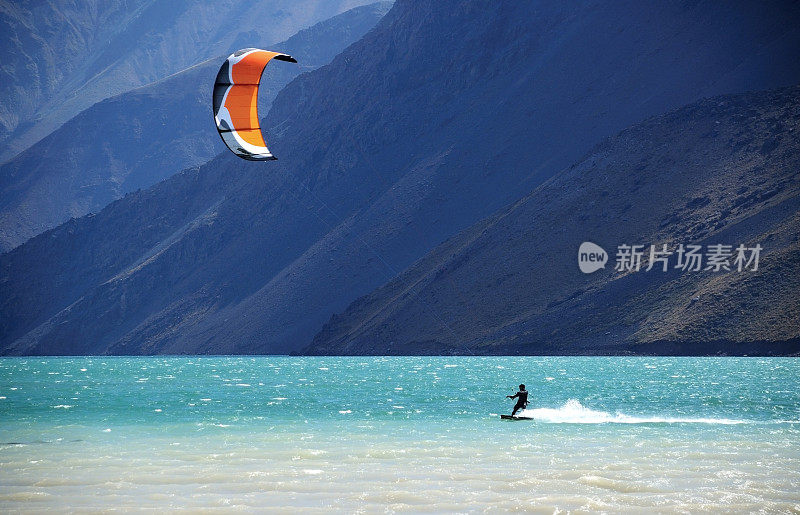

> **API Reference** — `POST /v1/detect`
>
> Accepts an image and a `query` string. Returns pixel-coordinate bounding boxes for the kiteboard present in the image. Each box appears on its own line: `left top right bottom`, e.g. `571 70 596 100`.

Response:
500 415 533 420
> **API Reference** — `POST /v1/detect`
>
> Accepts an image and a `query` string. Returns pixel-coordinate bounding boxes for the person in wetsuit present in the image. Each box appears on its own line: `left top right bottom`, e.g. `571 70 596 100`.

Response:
507 384 529 416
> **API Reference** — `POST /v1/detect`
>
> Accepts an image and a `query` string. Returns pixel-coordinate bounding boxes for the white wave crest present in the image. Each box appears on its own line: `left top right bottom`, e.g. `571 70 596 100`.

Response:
521 399 745 425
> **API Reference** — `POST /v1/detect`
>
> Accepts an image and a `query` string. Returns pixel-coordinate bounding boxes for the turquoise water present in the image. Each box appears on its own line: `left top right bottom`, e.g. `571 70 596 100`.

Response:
1 356 799 511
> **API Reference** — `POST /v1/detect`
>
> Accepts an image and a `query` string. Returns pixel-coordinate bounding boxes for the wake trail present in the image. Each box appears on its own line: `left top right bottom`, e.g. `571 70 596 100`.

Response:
520 399 748 425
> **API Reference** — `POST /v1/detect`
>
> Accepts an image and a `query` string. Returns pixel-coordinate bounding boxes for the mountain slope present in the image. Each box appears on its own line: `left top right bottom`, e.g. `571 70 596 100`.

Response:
304 85 800 355
0 2 391 252
0 0 376 162
2 0 800 356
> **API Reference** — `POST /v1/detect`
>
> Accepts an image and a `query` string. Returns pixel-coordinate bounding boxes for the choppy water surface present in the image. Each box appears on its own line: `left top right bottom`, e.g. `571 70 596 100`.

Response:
1 356 798 512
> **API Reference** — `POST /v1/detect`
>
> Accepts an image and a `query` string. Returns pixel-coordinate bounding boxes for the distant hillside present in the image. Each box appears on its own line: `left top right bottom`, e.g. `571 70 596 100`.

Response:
0 2 391 252
304 85 800 356
0 0 376 162
2 0 800 356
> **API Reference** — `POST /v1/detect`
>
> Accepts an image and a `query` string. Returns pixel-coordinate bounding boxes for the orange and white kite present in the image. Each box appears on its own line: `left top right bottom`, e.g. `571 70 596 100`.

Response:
213 48 296 160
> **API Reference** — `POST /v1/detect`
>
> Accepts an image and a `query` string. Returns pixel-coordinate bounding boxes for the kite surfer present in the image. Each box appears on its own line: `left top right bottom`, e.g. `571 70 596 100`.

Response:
507 384 529 416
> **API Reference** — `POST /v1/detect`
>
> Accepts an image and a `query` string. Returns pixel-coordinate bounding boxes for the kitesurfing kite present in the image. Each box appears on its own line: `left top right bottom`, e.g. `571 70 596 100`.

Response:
213 48 297 160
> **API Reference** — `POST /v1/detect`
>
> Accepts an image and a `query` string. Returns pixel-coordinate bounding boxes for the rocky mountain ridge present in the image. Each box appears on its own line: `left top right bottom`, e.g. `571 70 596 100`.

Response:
0 0 376 162
304 85 800 355
1 0 799 356
0 2 391 252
